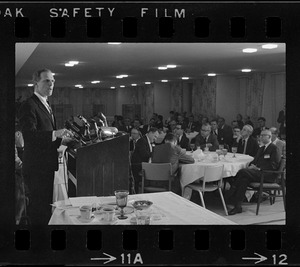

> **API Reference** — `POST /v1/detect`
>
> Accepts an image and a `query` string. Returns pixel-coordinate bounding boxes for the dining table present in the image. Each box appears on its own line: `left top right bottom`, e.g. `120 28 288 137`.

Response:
180 151 254 199
49 191 236 225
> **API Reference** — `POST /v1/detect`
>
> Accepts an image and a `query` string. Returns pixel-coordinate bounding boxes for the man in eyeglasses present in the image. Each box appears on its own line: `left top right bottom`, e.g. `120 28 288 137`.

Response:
194 123 219 151
226 129 281 215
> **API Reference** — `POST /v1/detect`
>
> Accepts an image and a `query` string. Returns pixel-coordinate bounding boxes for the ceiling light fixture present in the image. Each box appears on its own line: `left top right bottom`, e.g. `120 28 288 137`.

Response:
158 66 167 70
75 84 82 87
108 42 121 45
131 84 137 86
208 73 216 76
116 74 128 78
243 48 258 53
167 64 177 68
69 61 79 65
262 44 278 49
145 82 151 84
182 77 189 80
91 81 100 84
161 80 168 82
120 85 125 88
110 86 115 89
241 69 252 72
28 83 34 87
65 63 74 67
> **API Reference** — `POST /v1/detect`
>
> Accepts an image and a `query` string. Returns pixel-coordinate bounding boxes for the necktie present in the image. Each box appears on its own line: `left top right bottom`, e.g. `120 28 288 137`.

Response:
46 101 54 122
242 139 246 154
214 131 218 136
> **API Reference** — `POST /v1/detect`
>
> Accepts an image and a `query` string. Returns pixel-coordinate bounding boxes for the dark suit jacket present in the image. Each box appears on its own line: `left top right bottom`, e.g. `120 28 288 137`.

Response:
186 121 199 132
194 133 219 151
237 136 259 157
252 126 269 139
18 94 61 173
131 136 152 170
218 124 233 146
250 143 281 172
152 143 195 175
178 133 190 150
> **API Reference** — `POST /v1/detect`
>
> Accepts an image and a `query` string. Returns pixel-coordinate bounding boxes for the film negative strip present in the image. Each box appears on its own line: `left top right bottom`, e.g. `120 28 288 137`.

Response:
1 1 300 265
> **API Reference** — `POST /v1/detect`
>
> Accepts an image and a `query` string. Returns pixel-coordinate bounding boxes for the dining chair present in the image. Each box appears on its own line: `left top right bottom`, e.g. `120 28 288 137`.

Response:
247 158 286 215
141 162 173 193
183 164 228 216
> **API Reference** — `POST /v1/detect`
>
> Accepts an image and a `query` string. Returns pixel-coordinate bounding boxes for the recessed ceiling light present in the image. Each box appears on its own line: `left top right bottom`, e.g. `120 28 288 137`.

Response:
161 80 168 82
28 83 34 87
75 84 82 87
182 77 189 80
241 69 252 72
158 66 167 70
167 64 177 68
110 86 115 89
121 74 128 78
145 82 151 84
120 85 125 88
262 44 278 49
116 75 122 79
131 84 137 86
69 61 79 65
91 81 100 84
65 63 74 67
108 42 121 45
208 73 216 76
243 48 258 53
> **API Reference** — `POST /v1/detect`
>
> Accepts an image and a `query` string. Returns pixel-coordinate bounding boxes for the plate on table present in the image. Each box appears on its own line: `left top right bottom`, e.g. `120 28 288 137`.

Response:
76 215 95 223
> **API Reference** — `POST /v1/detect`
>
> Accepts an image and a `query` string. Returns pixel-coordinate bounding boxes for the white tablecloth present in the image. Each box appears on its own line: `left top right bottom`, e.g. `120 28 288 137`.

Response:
180 152 253 198
49 191 236 225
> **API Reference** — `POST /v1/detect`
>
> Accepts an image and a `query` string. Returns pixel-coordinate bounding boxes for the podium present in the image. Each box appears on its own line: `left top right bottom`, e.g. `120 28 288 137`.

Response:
67 134 129 197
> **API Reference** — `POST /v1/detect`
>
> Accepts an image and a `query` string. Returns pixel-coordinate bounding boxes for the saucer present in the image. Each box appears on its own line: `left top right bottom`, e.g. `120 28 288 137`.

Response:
76 215 94 223
116 206 134 215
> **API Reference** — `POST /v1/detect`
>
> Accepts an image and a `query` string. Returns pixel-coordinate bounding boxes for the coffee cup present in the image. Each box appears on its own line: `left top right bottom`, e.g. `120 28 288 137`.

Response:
80 205 92 220
102 207 115 222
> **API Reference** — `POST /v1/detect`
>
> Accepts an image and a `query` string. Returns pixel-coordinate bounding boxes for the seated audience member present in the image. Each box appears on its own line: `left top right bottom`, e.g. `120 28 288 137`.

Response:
129 127 141 153
231 120 239 130
217 117 234 148
133 119 144 132
123 117 133 133
177 114 187 130
252 117 268 139
155 115 164 131
175 125 190 150
210 118 219 138
269 127 286 158
131 127 159 194
226 130 281 215
236 114 244 130
237 125 259 157
141 118 156 136
277 105 286 140
244 115 254 127
232 126 242 148
194 123 219 151
185 115 199 133
167 119 177 134
165 110 175 126
152 133 195 194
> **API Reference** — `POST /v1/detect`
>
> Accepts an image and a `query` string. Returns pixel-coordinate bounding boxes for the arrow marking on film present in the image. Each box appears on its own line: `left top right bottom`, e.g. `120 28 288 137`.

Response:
91 252 117 264
242 252 267 264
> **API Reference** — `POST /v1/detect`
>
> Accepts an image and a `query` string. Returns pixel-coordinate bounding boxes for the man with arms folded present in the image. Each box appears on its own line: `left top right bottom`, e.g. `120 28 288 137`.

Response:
18 68 73 224
194 123 219 151
225 130 281 215
237 124 259 157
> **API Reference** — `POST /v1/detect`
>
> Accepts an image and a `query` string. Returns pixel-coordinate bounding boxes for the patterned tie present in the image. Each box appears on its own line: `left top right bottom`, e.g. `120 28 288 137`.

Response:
242 139 246 154
46 100 54 122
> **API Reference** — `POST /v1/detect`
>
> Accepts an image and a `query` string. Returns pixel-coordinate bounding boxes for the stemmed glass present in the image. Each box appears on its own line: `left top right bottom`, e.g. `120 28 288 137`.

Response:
190 143 195 152
216 149 223 161
114 190 129 220
222 149 228 158
232 147 237 158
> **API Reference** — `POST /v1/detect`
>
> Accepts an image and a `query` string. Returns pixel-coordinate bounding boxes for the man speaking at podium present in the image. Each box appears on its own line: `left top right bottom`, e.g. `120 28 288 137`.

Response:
18 69 73 225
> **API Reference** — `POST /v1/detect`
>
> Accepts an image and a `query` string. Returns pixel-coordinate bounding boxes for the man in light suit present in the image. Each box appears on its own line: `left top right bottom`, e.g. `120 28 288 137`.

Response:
217 117 233 147
194 123 219 151
18 68 73 224
226 130 281 215
237 124 259 157
270 127 286 158
131 127 159 193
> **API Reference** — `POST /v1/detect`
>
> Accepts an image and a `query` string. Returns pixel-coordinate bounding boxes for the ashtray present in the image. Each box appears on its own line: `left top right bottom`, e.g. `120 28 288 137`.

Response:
132 200 153 210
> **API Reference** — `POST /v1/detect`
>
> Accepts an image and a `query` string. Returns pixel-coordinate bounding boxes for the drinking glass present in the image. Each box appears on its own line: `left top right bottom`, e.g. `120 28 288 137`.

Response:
219 144 224 150
114 190 129 220
232 147 237 158
216 149 222 160
222 148 228 158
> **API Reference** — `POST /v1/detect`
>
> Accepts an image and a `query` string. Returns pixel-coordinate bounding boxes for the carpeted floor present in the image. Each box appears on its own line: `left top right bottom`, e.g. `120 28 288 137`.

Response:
189 190 285 225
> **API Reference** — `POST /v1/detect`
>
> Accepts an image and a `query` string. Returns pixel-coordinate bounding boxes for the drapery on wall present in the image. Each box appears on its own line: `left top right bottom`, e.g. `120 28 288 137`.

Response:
243 73 266 125
140 84 154 124
191 77 217 120
170 82 183 113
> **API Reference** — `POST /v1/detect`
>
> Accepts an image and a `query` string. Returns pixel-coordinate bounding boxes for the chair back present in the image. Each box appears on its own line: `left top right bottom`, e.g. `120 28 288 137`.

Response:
203 164 224 183
142 162 172 181
275 158 286 181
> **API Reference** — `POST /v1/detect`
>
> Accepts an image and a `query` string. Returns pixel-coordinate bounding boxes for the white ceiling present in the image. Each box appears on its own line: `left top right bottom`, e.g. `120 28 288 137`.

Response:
15 42 285 89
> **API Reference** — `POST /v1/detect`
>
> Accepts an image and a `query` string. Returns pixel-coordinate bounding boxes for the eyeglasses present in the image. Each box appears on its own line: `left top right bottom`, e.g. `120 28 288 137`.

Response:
260 134 270 137
201 129 210 132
